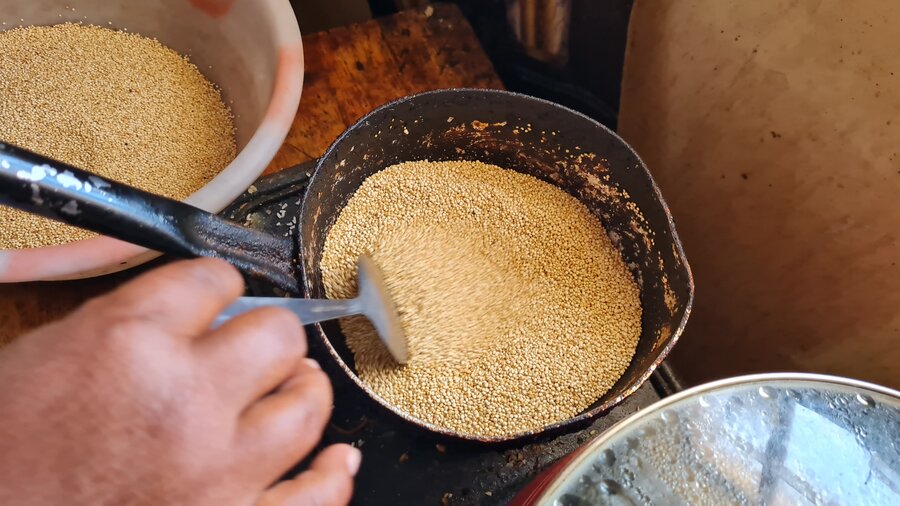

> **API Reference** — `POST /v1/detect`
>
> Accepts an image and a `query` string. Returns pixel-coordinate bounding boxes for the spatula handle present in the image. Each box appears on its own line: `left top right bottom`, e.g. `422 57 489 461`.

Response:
0 142 299 293
214 296 361 328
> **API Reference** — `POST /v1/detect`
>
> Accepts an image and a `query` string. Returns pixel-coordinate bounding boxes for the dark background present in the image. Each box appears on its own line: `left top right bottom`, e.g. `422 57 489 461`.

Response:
294 0 634 129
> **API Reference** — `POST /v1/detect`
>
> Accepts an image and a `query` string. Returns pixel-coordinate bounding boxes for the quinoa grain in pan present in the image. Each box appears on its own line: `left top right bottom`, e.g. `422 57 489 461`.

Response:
321 160 642 437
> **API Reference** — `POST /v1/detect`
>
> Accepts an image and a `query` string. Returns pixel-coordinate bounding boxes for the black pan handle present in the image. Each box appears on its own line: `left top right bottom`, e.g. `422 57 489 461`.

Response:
0 142 300 294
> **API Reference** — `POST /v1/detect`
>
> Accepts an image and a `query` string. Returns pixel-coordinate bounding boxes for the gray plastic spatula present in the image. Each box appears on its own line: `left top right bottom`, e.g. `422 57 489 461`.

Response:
216 255 408 364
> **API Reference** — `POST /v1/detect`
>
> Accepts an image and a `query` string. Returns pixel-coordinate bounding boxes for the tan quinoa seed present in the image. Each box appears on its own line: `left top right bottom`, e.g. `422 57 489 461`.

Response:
321 160 642 438
0 23 236 249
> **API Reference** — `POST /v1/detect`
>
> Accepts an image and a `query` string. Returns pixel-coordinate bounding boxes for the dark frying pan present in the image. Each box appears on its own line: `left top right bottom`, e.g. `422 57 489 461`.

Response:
0 89 693 443
301 89 693 442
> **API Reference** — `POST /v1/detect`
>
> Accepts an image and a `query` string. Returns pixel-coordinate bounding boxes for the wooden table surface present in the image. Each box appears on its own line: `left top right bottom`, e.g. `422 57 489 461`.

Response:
0 4 502 346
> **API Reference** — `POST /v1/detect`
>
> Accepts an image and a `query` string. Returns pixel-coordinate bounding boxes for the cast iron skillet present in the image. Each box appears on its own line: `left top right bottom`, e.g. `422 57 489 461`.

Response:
0 89 693 443
304 89 693 442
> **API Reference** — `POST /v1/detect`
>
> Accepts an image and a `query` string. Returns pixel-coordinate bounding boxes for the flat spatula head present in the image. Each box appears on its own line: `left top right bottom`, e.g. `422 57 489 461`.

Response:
356 255 408 364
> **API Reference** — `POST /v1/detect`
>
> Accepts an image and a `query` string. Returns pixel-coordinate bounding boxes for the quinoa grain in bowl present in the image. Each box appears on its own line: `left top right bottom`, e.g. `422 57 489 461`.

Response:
0 23 236 249
0 0 303 282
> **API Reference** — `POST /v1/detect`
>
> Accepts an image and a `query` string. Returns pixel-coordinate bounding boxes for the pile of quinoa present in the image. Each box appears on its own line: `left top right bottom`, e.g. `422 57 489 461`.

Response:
321 160 642 437
0 23 235 249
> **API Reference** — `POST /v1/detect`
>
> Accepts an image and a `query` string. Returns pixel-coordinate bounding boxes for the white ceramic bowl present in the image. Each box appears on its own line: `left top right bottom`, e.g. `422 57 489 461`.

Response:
0 0 303 281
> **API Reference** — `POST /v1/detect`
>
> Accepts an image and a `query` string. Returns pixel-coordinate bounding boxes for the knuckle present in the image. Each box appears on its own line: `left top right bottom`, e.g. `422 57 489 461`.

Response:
141 392 191 439
185 259 223 285
298 370 333 411
138 374 217 444
256 307 306 353
259 306 304 332
94 313 156 354
308 368 332 394
185 258 243 293
75 296 125 330
78 297 168 351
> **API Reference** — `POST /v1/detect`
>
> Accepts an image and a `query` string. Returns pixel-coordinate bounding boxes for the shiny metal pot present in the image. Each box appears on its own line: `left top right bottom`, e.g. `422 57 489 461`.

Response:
511 373 900 505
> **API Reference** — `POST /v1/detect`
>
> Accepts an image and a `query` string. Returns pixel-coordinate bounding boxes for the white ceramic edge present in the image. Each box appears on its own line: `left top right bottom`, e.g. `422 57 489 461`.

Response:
185 0 303 212
0 0 304 282
535 372 900 504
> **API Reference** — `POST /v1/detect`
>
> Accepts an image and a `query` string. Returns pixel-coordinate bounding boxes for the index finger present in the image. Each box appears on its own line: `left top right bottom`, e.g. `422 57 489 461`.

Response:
76 258 244 339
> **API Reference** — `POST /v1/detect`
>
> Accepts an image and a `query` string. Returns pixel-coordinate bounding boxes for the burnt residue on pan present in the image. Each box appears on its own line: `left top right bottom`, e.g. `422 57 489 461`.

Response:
300 89 694 442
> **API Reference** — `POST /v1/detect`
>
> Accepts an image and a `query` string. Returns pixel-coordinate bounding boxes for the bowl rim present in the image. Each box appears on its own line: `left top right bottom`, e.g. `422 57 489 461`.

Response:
0 0 304 282
302 87 696 443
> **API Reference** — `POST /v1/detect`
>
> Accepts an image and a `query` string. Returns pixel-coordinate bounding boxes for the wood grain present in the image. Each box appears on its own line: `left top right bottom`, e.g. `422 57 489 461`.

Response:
423 6 504 89
265 4 501 173
0 4 502 345
0 263 158 346
619 0 900 388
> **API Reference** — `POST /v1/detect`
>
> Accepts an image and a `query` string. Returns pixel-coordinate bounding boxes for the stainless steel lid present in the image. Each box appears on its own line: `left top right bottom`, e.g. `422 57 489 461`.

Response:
539 373 900 505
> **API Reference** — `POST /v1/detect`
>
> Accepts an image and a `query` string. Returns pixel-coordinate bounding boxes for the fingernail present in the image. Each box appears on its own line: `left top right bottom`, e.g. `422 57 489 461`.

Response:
304 358 321 370
346 448 362 476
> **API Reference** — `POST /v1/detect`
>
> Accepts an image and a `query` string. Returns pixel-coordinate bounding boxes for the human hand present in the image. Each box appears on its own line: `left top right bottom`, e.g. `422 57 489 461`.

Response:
0 259 359 505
